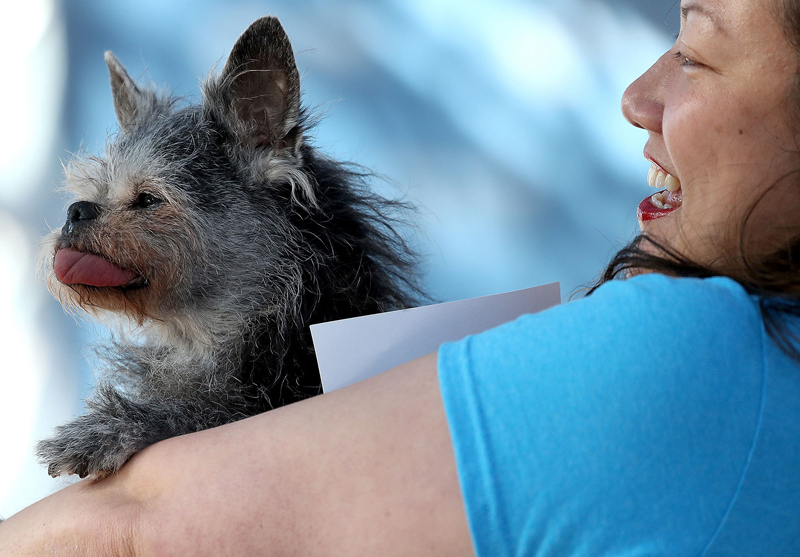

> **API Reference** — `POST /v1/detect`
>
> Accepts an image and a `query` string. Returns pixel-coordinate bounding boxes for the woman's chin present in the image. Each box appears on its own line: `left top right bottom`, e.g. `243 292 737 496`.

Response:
636 203 683 260
638 207 678 236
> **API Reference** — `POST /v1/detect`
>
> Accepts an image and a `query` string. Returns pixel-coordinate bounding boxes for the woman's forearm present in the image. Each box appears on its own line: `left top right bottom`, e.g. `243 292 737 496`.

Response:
0 353 473 556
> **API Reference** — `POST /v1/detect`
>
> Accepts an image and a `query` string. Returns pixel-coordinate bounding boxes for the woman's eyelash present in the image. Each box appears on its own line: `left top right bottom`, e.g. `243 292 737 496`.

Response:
671 34 700 68
673 50 698 67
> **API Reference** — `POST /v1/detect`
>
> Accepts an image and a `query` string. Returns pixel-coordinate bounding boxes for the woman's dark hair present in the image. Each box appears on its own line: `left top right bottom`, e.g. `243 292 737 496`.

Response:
585 0 800 361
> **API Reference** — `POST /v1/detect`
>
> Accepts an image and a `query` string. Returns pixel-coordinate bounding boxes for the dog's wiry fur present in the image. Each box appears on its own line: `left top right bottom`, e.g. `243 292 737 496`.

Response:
36 17 419 479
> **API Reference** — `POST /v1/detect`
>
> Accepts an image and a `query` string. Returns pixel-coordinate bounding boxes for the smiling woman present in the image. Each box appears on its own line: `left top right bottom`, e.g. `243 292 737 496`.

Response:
1 0 800 555
599 0 800 357
627 0 799 263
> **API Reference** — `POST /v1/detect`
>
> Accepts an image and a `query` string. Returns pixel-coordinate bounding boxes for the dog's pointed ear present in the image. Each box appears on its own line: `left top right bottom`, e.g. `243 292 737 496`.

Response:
105 51 148 133
218 17 301 152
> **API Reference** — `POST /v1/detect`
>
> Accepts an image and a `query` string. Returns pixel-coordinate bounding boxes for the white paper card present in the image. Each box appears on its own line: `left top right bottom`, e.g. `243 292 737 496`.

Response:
311 282 561 392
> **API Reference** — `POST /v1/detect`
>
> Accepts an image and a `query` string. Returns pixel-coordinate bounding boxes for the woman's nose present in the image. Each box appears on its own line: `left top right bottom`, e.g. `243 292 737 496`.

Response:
621 51 672 134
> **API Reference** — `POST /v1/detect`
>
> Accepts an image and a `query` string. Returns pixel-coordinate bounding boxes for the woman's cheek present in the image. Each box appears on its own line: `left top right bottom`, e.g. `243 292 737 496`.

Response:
664 97 721 183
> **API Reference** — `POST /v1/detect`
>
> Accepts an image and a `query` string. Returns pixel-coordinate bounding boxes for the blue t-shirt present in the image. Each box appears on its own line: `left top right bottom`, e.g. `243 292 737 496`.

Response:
438 274 800 556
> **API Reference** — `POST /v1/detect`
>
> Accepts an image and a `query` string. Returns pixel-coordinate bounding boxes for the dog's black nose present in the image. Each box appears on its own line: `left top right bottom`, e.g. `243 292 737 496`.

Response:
63 201 101 234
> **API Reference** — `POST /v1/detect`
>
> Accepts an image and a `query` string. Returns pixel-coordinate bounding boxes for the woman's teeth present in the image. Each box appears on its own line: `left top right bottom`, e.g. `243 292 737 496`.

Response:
651 190 673 209
646 163 681 192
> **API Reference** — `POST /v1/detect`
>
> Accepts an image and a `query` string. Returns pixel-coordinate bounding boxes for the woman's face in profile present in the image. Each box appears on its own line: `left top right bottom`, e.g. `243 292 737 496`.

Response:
622 0 800 268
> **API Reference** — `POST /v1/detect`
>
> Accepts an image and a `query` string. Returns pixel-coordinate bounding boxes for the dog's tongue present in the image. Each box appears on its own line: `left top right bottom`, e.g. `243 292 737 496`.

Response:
54 249 139 287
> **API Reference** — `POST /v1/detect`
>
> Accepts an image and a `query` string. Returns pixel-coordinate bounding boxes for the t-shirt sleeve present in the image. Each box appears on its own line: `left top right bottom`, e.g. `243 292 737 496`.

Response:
437 275 766 556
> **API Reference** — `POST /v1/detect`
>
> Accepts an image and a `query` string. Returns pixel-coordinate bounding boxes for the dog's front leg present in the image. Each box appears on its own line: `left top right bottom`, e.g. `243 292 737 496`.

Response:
35 381 232 479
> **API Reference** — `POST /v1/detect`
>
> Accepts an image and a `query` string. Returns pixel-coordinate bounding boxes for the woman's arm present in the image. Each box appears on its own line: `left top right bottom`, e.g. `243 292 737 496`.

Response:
0 353 474 556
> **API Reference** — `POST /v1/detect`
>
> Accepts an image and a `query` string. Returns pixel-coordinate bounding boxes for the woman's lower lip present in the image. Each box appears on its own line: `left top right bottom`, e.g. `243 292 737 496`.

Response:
637 189 683 221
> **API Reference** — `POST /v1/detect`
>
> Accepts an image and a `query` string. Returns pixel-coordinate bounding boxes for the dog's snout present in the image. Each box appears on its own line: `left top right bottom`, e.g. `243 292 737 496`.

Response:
68 201 101 223
63 201 101 234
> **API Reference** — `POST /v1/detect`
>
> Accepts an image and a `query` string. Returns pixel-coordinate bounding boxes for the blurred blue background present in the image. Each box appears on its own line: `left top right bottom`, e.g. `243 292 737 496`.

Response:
0 0 678 517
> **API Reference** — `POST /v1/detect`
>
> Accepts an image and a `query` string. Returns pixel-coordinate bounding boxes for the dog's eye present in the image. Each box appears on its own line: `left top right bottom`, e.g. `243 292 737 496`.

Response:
134 192 163 209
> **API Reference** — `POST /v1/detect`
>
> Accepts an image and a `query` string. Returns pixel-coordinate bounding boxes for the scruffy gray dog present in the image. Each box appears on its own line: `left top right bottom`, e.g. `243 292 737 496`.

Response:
36 17 418 479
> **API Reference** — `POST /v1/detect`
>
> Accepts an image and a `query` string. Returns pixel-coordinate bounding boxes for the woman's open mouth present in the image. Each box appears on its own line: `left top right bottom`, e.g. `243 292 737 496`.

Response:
638 162 683 221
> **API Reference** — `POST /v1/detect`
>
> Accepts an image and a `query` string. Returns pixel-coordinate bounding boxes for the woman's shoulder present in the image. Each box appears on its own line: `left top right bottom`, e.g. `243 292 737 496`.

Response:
502 273 763 357
595 272 753 303
440 273 766 411
583 273 758 325
438 274 774 556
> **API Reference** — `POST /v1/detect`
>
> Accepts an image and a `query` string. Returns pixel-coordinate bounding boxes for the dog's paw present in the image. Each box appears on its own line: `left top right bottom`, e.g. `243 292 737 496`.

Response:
36 414 135 479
